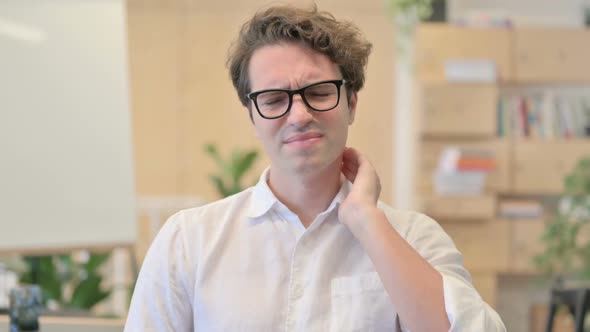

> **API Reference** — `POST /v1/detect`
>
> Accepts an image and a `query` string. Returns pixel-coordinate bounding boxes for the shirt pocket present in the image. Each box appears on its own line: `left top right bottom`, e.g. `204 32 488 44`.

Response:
330 272 398 332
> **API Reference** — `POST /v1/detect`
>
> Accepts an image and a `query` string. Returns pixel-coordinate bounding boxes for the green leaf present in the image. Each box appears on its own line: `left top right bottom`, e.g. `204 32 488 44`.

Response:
235 151 258 182
205 145 259 198
387 0 433 20
564 175 578 194
578 158 590 171
204 143 226 171
204 143 217 155
229 149 244 182
23 256 63 304
85 253 110 274
68 275 110 309
19 257 35 284
56 254 74 281
57 255 73 271
209 175 232 197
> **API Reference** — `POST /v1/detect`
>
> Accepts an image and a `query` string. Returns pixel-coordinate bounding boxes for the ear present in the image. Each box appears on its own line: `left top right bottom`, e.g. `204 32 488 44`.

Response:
347 91 357 125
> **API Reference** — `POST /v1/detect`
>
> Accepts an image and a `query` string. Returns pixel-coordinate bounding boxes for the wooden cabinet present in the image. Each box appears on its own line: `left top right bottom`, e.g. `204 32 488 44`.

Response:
513 29 590 83
440 219 510 272
421 84 498 137
416 24 513 82
472 273 499 308
422 195 496 221
512 139 590 194
508 219 545 273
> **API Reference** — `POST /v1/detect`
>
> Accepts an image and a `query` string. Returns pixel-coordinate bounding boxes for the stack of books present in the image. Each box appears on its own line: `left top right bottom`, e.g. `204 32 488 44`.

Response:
433 147 496 195
498 199 544 219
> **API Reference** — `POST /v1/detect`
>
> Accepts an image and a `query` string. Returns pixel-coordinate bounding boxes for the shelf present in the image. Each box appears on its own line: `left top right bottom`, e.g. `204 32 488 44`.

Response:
440 219 510 273
509 219 546 273
422 194 497 221
420 83 498 137
512 139 590 194
416 24 513 82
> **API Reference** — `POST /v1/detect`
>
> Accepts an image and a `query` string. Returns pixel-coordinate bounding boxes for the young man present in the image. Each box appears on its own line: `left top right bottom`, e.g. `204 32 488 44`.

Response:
125 5 506 332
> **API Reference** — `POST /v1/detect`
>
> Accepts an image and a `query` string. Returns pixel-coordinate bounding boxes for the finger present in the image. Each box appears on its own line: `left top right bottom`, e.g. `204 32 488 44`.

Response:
343 148 366 169
342 167 357 181
341 162 357 174
341 161 358 175
342 168 356 182
341 163 357 182
342 149 360 167
342 147 359 161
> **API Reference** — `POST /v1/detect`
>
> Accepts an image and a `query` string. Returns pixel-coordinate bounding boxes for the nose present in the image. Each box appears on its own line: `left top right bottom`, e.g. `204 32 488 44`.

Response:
286 94 313 127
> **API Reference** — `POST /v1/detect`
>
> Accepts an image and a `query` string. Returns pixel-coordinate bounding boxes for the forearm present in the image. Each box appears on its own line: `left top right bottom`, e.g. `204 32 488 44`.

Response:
348 207 450 332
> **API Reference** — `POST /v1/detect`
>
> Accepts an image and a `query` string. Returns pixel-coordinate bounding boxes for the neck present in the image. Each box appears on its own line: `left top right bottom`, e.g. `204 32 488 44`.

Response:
268 159 342 227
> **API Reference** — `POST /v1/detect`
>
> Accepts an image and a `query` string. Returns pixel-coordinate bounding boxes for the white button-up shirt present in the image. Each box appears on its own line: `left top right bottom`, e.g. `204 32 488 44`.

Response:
125 169 506 331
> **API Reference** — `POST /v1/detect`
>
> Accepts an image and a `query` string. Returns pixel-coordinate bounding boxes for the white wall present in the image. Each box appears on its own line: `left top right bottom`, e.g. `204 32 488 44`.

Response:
0 0 136 252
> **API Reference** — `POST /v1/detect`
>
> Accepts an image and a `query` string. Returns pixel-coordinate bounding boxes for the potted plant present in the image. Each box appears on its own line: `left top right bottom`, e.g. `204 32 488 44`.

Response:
19 252 111 313
204 143 259 198
534 156 590 281
531 156 590 330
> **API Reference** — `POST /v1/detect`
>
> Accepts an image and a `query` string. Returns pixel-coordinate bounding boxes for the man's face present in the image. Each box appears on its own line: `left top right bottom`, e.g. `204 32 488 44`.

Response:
247 42 357 176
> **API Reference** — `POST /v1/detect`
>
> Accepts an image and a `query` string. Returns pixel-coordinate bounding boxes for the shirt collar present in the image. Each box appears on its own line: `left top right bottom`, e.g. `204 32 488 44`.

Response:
246 167 352 220
246 167 279 219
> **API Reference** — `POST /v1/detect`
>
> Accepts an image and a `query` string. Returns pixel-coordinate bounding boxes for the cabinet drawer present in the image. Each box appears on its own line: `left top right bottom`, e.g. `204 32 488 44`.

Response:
441 219 510 272
509 219 545 273
514 28 590 82
471 273 498 308
422 195 496 221
416 24 513 82
421 84 498 137
512 140 590 194
419 139 510 193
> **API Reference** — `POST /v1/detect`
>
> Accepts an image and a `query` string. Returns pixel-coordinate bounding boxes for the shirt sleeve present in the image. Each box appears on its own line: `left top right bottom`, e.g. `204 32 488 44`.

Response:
124 211 194 332
405 213 506 332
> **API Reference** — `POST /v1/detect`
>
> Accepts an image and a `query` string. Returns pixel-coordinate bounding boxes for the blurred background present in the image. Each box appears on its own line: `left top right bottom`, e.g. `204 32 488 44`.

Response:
1 0 590 331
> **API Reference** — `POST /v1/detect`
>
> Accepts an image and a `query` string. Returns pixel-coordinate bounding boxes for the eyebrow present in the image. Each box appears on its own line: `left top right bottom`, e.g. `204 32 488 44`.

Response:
255 78 338 92
258 75 332 90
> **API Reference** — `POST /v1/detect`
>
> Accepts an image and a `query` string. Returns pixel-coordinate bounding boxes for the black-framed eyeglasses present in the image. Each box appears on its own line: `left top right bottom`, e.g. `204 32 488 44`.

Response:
247 79 347 119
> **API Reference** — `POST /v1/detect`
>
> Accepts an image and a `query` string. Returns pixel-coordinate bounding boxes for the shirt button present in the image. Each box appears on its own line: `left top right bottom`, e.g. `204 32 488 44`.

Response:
292 285 303 299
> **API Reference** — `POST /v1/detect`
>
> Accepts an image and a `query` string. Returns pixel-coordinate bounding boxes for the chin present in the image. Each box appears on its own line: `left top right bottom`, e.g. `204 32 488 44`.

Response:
292 156 339 176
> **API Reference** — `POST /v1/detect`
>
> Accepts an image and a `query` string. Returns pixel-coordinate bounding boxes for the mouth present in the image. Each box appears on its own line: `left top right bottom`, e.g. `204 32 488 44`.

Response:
283 132 324 147
284 132 323 144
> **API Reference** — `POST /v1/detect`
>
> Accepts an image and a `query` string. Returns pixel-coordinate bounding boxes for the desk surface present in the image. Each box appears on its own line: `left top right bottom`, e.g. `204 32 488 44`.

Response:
0 315 125 332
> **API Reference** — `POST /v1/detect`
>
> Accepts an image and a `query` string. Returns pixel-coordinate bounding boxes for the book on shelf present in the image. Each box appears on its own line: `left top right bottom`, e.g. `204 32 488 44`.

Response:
497 92 590 139
433 147 495 195
456 158 496 171
498 199 544 219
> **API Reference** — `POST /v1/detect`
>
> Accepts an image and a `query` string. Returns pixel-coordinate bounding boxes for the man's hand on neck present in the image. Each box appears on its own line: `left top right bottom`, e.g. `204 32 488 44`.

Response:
338 147 382 234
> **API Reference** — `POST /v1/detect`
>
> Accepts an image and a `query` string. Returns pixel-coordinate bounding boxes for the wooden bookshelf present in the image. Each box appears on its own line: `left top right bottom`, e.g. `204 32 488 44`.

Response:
414 24 590 321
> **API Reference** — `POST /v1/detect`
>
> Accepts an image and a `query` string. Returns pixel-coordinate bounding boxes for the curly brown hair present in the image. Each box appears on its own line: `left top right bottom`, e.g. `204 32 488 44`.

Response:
227 4 372 112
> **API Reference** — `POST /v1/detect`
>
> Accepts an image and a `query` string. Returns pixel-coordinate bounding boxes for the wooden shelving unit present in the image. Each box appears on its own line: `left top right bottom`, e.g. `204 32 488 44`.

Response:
414 24 590 329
